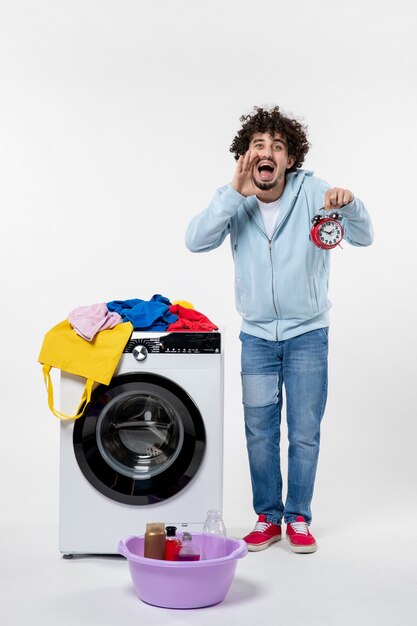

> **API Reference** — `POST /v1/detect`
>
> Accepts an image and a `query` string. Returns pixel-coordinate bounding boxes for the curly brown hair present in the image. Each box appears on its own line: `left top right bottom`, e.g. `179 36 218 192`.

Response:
229 106 310 173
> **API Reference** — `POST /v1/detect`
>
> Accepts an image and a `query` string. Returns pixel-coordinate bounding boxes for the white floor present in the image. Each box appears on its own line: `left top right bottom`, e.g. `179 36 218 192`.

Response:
1 521 415 626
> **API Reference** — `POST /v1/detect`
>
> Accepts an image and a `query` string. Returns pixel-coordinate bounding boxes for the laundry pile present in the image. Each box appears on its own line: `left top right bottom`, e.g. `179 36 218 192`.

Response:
68 294 218 341
38 295 218 421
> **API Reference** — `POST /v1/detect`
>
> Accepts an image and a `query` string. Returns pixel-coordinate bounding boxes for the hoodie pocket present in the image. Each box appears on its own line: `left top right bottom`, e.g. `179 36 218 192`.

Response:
235 274 246 317
309 276 319 314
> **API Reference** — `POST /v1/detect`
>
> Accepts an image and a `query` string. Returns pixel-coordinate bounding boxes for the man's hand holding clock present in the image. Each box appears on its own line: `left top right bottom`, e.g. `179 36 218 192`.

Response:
324 187 354 210
310 187 353 250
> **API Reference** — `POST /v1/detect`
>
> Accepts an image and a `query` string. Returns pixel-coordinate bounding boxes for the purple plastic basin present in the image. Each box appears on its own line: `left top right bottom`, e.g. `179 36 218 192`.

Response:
118 532 248 609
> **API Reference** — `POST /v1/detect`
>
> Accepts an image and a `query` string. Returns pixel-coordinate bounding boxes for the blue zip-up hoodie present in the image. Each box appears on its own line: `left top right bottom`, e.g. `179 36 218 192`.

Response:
185 170 373 342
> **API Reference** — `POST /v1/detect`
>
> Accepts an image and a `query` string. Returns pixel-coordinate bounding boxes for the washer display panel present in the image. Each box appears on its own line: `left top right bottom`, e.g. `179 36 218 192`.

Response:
73 373 206 505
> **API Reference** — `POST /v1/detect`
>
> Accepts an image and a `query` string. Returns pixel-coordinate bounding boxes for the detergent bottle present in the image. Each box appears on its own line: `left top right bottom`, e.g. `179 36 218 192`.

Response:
144 522 165 560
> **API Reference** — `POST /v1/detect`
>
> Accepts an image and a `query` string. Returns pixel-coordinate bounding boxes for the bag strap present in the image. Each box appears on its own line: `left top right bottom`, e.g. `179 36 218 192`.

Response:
42 364 94 420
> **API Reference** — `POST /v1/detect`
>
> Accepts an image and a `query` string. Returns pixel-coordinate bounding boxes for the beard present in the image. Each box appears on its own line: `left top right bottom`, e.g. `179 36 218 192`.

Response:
252 176 278 191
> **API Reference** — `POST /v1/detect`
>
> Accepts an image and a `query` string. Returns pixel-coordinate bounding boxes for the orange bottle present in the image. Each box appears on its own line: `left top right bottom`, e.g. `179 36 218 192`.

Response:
144 523 166 560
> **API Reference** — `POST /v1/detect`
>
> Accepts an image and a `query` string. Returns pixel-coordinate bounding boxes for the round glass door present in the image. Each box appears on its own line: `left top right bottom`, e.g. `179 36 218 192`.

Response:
73 373 206 505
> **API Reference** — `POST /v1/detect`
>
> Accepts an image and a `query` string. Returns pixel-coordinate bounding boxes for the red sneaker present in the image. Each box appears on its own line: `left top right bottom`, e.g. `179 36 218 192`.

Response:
286 516 317 553
243 514 282 552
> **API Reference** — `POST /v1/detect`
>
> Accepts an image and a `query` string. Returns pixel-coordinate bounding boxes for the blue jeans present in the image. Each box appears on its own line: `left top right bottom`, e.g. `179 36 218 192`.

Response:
240 328 328 525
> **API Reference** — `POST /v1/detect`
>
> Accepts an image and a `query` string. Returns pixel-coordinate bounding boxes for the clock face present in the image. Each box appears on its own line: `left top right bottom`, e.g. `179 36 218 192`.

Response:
317 218 343 248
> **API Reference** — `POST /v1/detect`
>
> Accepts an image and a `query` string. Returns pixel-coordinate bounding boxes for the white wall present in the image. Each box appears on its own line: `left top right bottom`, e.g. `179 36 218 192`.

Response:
1 0 416 529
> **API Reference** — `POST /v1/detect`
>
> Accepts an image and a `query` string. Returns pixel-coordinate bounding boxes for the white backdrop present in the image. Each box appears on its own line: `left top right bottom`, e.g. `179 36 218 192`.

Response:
1 0 416 531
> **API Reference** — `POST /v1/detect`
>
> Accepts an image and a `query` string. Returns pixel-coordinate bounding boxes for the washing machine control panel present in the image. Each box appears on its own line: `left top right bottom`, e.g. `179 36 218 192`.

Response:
124 332 221 354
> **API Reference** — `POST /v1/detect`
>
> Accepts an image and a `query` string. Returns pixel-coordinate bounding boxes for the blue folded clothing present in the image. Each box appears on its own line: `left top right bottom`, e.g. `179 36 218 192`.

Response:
107 294 178 331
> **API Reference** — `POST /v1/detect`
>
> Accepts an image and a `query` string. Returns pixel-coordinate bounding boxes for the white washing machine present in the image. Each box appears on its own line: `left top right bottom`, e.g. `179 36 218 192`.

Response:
59 331 223 556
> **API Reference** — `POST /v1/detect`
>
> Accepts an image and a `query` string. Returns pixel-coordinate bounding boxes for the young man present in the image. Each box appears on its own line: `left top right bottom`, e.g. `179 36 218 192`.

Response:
185 106 373 553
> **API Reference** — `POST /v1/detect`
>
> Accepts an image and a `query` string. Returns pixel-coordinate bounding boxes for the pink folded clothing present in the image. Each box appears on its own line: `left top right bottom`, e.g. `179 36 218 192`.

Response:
68 303 123 341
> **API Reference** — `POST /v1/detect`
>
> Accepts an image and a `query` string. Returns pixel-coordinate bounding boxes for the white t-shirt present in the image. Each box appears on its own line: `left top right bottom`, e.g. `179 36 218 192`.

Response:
257 198 281 239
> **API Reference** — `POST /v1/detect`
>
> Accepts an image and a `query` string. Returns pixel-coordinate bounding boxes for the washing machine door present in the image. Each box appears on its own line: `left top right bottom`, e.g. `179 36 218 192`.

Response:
73 373 206 505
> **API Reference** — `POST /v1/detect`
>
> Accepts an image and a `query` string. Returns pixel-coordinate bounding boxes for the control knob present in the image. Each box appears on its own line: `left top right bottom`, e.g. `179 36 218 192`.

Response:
133 344 148 361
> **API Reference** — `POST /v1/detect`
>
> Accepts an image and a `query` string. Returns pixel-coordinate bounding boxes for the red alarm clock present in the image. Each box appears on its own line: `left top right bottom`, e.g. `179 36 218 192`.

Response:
310 211 344 249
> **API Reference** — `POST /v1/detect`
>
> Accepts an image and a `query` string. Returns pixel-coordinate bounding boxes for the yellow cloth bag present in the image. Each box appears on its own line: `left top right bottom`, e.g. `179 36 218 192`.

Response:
38 320 133 420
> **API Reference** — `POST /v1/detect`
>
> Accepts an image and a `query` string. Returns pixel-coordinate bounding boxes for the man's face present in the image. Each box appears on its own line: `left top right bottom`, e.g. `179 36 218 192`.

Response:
249 132 295 192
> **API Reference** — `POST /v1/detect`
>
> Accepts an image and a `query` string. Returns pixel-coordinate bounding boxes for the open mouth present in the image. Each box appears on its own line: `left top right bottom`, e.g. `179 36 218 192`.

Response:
257 160 276 181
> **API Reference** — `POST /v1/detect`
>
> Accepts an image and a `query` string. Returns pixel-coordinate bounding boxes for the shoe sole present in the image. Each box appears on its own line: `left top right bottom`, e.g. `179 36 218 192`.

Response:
246 536 282 552
286 536 317 553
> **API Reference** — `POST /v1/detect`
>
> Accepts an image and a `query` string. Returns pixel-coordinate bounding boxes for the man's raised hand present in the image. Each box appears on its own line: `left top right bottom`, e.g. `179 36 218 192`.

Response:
231 150 259 197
